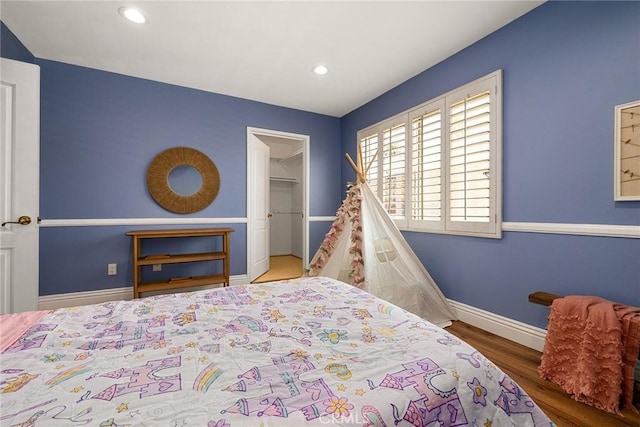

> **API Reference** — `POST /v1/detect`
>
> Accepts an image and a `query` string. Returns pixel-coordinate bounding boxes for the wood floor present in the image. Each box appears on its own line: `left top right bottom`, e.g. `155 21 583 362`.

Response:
251 255 303 283
446 321 640 427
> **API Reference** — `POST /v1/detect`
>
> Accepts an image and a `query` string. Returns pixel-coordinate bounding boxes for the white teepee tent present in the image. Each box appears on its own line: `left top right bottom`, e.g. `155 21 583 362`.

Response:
309 150 457 328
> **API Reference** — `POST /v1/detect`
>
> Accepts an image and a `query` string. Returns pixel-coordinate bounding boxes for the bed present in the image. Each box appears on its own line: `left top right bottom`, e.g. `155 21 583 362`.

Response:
1 276 553 426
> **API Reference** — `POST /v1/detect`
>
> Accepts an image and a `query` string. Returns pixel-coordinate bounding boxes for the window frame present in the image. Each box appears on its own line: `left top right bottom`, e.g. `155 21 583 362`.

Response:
356 70 502 239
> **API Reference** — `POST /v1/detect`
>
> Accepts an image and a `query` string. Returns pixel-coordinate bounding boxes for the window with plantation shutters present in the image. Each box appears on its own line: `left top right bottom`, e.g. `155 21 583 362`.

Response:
358 70 501 238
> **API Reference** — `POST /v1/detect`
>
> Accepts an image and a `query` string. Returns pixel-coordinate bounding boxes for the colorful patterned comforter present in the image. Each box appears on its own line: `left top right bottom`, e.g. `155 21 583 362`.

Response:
1 276 553 426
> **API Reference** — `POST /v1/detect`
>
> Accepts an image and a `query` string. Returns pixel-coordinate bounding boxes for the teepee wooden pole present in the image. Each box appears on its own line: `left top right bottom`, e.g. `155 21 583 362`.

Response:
363 149 379 178
345 153 365 182
345 153 359 174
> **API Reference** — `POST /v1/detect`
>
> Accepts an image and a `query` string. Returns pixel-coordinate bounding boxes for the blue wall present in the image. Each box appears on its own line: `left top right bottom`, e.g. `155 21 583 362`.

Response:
341 1 640 328
35 60 341 295
0 21 34 63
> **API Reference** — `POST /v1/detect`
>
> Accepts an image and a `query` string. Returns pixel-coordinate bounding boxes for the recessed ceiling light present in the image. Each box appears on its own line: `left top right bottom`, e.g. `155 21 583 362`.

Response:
312 65 328 75
119 7 147 24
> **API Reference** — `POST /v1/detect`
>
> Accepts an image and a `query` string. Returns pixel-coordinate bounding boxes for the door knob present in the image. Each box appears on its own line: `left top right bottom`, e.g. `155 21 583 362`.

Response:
2 215 32 227
267 213 273 218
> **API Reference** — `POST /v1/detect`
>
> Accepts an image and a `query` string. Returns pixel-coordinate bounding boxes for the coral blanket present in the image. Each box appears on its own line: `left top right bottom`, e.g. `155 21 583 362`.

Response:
0 310 51 353
539 295 640 414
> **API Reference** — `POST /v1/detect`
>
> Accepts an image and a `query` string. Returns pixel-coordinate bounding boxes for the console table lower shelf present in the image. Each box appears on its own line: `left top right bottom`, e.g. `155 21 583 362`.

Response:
137 274 228 295
126 227 233 298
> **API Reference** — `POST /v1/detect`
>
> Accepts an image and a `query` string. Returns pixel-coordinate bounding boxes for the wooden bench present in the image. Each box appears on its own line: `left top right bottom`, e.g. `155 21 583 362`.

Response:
528 291 563 307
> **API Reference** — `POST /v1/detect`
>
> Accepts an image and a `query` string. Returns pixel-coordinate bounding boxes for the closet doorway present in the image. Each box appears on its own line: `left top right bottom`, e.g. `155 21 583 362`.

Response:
247 127 309 283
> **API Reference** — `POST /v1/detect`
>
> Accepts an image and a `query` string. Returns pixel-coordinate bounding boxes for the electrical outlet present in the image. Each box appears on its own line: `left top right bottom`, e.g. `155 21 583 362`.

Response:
153 264 162 272
108 263 117 276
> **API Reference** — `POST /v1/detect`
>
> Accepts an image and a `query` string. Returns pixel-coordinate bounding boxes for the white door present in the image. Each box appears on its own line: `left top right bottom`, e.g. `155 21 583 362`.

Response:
248 134 270 281
0 58 40 314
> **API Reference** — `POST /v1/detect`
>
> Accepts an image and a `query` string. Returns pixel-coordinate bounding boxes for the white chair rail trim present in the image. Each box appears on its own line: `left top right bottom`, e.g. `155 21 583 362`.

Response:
308 216 338 222
39 218 638 239
39 218 248 227
503 222 639 239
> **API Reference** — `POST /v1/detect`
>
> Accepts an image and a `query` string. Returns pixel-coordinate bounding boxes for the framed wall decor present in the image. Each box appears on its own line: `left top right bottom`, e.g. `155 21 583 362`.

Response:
146 147 220 213
614 100 640 200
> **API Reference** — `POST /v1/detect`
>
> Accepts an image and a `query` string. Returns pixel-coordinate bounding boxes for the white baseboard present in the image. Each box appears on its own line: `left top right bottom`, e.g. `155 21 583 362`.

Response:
39 287 132 310
38 274 250 310
38 280 546 352
229 275 249 286
448 299 547 352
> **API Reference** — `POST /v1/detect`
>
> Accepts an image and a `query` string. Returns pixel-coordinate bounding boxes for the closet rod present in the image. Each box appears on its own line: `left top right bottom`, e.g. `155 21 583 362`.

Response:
269 176 299 183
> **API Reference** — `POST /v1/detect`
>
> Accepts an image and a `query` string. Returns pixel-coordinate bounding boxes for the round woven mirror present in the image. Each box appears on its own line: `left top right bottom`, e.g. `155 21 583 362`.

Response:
146 147 220 214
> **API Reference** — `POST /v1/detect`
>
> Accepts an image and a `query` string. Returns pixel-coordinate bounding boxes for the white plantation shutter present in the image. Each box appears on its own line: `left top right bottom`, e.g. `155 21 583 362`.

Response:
445 74 500 236
381 122 406 222
359 116 409 228
360 133 378 190
408 100 445 231
356 70 501 238
449 92 491 222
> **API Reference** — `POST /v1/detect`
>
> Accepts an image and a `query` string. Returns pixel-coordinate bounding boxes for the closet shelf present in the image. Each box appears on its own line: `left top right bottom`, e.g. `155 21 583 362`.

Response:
278 148 303 162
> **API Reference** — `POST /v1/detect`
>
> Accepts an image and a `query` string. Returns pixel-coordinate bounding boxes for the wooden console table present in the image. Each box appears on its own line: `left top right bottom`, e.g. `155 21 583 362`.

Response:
126 228 233 298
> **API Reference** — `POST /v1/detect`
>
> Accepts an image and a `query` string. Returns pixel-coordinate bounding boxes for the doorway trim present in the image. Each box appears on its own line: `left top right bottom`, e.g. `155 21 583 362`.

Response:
246 127 310 282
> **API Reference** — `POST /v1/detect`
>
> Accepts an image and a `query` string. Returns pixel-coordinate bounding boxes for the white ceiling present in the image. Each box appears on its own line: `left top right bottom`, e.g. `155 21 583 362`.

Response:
1 1 544 117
